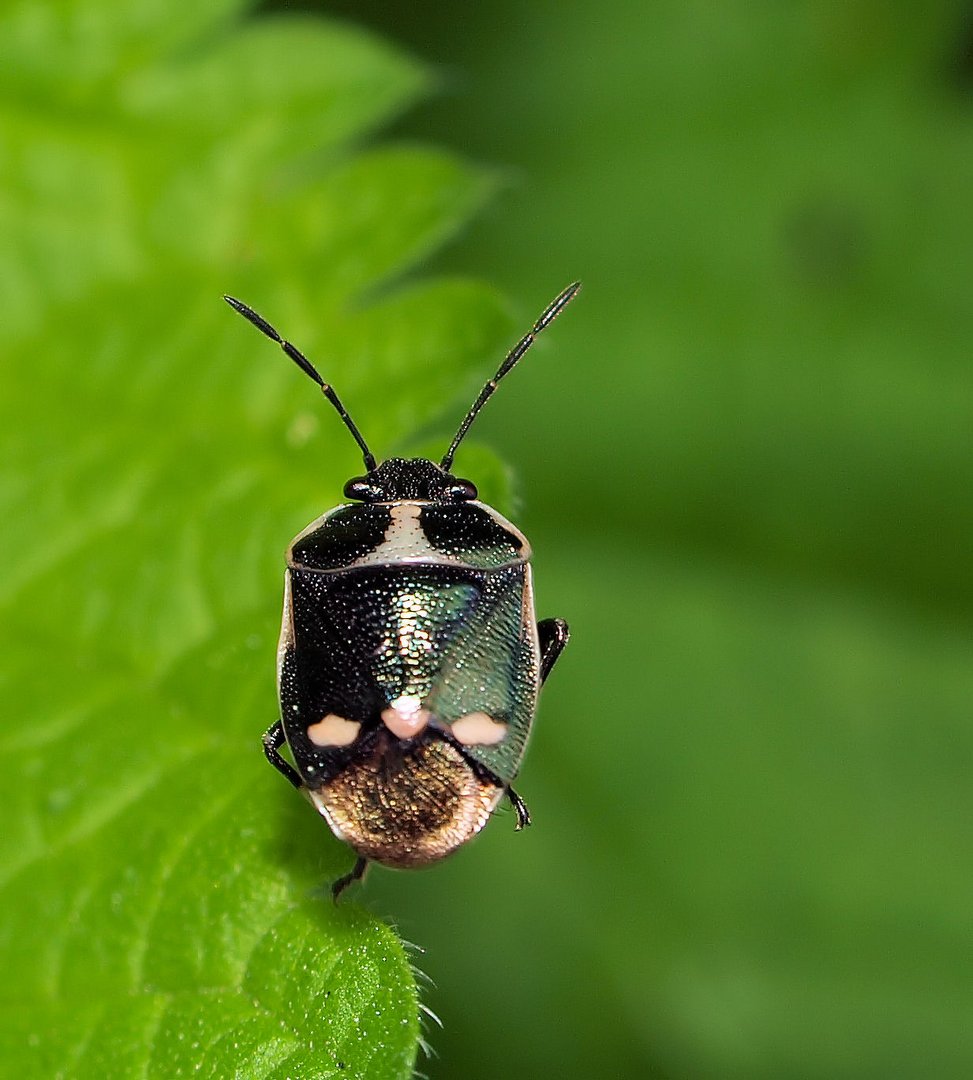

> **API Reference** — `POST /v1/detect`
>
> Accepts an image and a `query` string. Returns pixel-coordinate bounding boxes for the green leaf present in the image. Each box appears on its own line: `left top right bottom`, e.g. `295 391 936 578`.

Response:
0 4 513 1077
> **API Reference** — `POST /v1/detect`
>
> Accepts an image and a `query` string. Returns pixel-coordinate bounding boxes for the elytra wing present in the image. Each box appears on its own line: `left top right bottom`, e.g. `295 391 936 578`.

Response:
279 562 539 787
422 563 539 785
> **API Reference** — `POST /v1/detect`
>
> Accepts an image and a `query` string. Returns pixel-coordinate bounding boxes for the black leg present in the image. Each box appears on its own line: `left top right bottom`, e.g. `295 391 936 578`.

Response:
538 618 570 684
332 856 369 901
262 721 302 790
506 785 532 830
438 730 532 831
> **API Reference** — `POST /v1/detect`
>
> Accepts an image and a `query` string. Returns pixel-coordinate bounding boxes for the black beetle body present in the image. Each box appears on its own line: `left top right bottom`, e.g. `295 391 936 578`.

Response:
226 284 579 896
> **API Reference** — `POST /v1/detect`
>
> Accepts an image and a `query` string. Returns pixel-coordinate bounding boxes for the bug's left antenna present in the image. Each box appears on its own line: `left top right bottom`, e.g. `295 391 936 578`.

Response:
224 296 377 474
441 281 581 472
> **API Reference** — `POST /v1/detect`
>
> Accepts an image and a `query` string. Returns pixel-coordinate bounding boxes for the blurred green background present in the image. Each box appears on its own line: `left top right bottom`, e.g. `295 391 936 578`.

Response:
3 1 972 1077
334 2 973 1078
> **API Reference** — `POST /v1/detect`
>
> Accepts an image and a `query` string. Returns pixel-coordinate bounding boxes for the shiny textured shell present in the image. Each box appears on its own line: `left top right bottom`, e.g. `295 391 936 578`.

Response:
276 499 541 867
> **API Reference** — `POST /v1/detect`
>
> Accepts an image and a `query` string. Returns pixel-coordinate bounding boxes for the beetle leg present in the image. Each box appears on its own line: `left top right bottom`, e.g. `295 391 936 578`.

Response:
538 618 570 684
439 729 533 830
506 785 532 830
262 721 303 790
332 856 369 901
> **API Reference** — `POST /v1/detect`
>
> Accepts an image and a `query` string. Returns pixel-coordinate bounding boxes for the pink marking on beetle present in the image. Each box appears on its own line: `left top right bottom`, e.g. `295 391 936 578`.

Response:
450 712 508 746
381 695 432 740
307 713 361 747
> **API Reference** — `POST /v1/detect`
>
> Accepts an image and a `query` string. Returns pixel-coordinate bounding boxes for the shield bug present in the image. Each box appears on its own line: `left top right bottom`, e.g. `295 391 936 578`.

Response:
225 283 579 897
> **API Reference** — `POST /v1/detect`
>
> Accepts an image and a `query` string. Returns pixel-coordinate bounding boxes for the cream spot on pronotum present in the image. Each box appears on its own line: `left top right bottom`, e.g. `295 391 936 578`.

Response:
381 694 432 740
307 714 361 747
350 502 443 567
450 712 508 746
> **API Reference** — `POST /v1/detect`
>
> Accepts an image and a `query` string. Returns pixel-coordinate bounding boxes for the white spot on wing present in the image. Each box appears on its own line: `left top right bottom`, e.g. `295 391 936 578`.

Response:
450 712 508 746
307 714 361 747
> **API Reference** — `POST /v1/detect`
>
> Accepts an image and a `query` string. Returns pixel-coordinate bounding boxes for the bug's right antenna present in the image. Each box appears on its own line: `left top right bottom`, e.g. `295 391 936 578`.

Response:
441 281 581 472
224 296 377 474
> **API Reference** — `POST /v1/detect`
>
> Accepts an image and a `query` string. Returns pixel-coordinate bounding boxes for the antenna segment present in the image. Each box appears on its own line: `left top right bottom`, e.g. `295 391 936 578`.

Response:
441 282 581 472
224 296 377 474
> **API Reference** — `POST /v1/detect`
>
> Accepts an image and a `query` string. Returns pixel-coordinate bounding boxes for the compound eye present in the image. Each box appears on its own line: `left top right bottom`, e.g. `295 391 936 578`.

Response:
446 478 478 502
344 476 382 502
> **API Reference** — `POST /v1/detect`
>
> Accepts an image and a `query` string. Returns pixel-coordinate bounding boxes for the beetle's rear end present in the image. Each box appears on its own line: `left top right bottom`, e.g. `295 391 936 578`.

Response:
311 731 503 867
